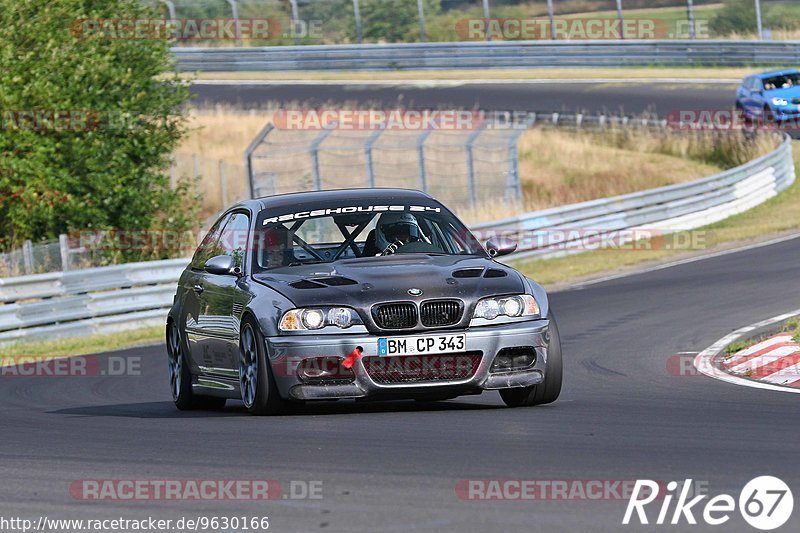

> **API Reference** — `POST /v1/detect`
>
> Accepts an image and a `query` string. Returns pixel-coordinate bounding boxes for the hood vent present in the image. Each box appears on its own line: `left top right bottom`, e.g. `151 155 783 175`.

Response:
289 279 327 289
484 268 507 278
289 276 358 289
315 276 358 286
452 268 484 278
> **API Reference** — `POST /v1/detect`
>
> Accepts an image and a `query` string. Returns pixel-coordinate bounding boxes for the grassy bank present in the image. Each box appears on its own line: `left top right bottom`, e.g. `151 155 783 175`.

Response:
1 327 164 359
515 140 800 286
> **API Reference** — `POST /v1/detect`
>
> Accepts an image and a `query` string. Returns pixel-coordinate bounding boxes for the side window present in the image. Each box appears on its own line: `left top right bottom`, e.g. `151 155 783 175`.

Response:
218 212 251 270
191 214 230 270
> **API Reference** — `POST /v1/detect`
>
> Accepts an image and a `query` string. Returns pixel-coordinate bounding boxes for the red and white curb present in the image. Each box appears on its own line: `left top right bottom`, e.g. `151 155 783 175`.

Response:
693 308 800 394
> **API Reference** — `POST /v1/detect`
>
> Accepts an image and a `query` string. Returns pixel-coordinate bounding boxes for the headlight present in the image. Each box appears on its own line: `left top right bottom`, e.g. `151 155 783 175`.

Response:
279 307 362 332
772 97 789 107
473 295 539 321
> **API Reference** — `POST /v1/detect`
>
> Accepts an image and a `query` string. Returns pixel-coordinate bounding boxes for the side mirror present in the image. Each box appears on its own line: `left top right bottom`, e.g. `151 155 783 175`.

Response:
204 255 238 276
485 237 517 258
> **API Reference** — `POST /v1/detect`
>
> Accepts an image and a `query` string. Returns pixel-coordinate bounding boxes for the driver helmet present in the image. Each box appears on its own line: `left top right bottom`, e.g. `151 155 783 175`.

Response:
375 212 421 251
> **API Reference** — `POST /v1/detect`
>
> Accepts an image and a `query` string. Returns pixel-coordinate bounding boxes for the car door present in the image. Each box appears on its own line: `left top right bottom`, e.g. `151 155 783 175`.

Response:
183 213 229 374
736 77 752 113
189 211 252 379
747 78 766 118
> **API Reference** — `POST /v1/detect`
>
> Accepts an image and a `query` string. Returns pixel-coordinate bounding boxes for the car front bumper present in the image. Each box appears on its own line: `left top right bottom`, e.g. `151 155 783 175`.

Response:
265 319 551 400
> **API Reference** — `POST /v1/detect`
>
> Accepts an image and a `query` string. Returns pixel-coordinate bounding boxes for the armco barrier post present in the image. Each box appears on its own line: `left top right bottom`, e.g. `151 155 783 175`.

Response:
219 160 228 208
59 234 70 272
465 123 487 207
310 126 335 191
159 0 176 22
506 128 526 203
482 0 491 42
22 240 33 275
417 0 426 42
417 129 432 193
244 123 275 199
364 127 384 188
226 0 241 47
290 0 301 45
353 0 363 44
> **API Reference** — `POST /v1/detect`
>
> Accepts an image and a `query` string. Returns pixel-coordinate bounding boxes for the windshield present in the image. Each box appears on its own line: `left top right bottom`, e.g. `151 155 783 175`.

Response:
252 203 486 271
763 73 800 91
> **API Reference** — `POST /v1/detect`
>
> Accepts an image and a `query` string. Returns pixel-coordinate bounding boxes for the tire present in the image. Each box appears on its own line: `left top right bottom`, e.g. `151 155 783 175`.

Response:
239 316 285 416
167 321 226 411
499 311 563 408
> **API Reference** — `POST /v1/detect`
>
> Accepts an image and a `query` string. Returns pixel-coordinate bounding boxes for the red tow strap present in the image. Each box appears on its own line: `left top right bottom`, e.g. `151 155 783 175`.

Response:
342 347 363 369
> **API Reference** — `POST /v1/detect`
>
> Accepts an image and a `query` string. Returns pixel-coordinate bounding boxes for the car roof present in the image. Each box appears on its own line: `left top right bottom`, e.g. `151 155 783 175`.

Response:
756 68 800 79
232 188 436 212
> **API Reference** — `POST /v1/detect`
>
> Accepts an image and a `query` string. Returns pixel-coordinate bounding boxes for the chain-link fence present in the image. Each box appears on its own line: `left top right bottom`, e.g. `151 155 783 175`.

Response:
171 153 250 217
245 121 526 213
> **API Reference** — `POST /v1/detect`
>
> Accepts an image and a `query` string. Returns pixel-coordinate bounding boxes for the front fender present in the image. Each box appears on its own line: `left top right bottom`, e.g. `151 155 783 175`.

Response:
524 277 550 319
244 283 296 338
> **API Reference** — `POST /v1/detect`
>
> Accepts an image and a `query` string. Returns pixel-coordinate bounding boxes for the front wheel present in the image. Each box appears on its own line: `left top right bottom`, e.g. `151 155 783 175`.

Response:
167 321 226 411
500 312 563 408
239 317 285 415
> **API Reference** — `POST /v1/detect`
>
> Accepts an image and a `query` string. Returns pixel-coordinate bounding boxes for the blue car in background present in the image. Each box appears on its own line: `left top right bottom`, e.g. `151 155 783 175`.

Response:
736 69 800 123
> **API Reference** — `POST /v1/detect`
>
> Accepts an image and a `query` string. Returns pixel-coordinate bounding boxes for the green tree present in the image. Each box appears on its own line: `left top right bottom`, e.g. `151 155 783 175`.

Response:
0 0 197 259
359 0 441 43
709 0 757 36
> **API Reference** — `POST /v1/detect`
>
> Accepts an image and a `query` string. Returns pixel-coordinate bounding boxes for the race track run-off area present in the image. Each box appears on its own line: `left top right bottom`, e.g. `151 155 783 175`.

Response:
2 235 800 532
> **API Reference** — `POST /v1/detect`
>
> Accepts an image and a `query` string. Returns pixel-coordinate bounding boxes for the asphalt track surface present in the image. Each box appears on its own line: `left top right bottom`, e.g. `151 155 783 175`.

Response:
3 235 800 532
190 81 736 115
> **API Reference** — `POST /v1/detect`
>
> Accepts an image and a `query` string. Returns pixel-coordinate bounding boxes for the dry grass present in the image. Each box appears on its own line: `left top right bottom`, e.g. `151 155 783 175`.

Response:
515 128 722 211
175 107 276 217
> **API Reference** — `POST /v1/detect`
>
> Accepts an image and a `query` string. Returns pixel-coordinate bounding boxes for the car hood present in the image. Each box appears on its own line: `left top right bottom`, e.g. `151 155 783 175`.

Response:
252 254 526 308
765 86 800 100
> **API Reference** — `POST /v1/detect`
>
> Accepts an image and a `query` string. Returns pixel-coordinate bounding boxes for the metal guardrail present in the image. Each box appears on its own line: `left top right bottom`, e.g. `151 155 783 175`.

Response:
0 136 795 346
474 135 796 260
173 40 800 71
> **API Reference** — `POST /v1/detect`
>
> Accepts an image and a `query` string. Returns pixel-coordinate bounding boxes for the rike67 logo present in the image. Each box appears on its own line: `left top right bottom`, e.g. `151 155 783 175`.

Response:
623 476 793 530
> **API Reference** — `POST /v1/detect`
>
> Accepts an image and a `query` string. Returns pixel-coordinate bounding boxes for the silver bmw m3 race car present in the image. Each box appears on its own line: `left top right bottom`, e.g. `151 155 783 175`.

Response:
166 188 562 415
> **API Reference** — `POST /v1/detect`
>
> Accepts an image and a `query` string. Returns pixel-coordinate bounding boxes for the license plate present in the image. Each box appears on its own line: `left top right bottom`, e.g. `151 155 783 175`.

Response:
378 334 466 356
